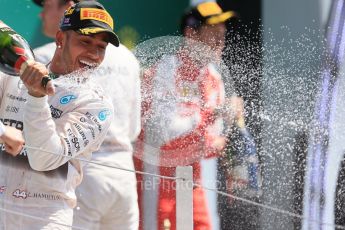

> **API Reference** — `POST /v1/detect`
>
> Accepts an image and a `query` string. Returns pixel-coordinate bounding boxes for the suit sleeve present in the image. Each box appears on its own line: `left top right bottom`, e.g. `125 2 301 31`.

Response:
129 59 141 142
199 65 226 157
23 95 113 171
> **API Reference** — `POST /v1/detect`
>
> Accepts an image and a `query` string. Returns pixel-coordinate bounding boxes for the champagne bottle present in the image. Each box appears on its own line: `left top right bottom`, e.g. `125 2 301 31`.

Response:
0 21 35 76
0 21 50 88
226 118 262 199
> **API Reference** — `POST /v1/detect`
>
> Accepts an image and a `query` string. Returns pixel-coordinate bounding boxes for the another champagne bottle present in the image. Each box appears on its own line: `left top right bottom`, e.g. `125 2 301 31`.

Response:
0 21 35 76
225 117 262 201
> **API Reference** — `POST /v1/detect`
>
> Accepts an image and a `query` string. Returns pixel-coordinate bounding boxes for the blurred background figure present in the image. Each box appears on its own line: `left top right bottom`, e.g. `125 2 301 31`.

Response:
180 2 262 229
134 2 240 229
32 0 76 63
31 0 141 229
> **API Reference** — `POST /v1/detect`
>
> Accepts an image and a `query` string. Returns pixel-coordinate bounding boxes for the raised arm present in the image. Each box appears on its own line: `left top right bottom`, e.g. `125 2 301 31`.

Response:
23 94 113 171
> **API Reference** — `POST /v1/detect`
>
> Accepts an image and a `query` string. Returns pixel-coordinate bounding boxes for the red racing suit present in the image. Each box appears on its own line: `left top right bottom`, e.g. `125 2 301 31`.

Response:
134 52 225 230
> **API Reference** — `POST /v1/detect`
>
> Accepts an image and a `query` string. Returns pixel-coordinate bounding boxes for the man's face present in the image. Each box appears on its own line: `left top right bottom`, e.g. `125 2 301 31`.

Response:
59 31 108 74
197 23 227 58
41 0 69 38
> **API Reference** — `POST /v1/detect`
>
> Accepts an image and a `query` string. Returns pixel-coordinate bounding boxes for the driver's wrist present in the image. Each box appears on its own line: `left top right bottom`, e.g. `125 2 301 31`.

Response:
28 90 45 98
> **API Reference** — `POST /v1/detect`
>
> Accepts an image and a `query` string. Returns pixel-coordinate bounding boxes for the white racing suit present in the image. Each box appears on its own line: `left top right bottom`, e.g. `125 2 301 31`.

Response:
35 42 142 229
0 74 113 230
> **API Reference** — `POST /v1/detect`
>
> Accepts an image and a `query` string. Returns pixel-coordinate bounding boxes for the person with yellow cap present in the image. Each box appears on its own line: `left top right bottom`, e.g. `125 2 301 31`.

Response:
134 2 237 230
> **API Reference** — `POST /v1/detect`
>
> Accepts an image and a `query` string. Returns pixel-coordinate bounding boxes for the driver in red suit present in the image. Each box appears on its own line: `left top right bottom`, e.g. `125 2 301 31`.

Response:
134 2 237 229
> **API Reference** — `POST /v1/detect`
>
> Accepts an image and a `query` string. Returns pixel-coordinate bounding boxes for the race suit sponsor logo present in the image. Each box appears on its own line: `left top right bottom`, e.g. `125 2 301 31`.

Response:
13 189 61 200
0 144 27 156
32 193 61 200
79 116 96 139
98 109 111 121
179 83 199 97
18 146 27 157
50 105 63 119
6 93 26 102
85 112 102 132
60 95 77 105
5 105 19 114
0 118 23 131
64 138 72 156
13 189 28 199
67 128 80 152
88 126 95 139
73 123 89 147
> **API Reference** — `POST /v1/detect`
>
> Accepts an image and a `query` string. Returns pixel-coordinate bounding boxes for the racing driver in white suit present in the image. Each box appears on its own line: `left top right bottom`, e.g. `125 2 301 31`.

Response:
32 0 141 228
0 1 116 229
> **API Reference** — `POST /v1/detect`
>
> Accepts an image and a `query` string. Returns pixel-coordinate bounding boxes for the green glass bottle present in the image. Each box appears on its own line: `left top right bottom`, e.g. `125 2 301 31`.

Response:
0 21 35 76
